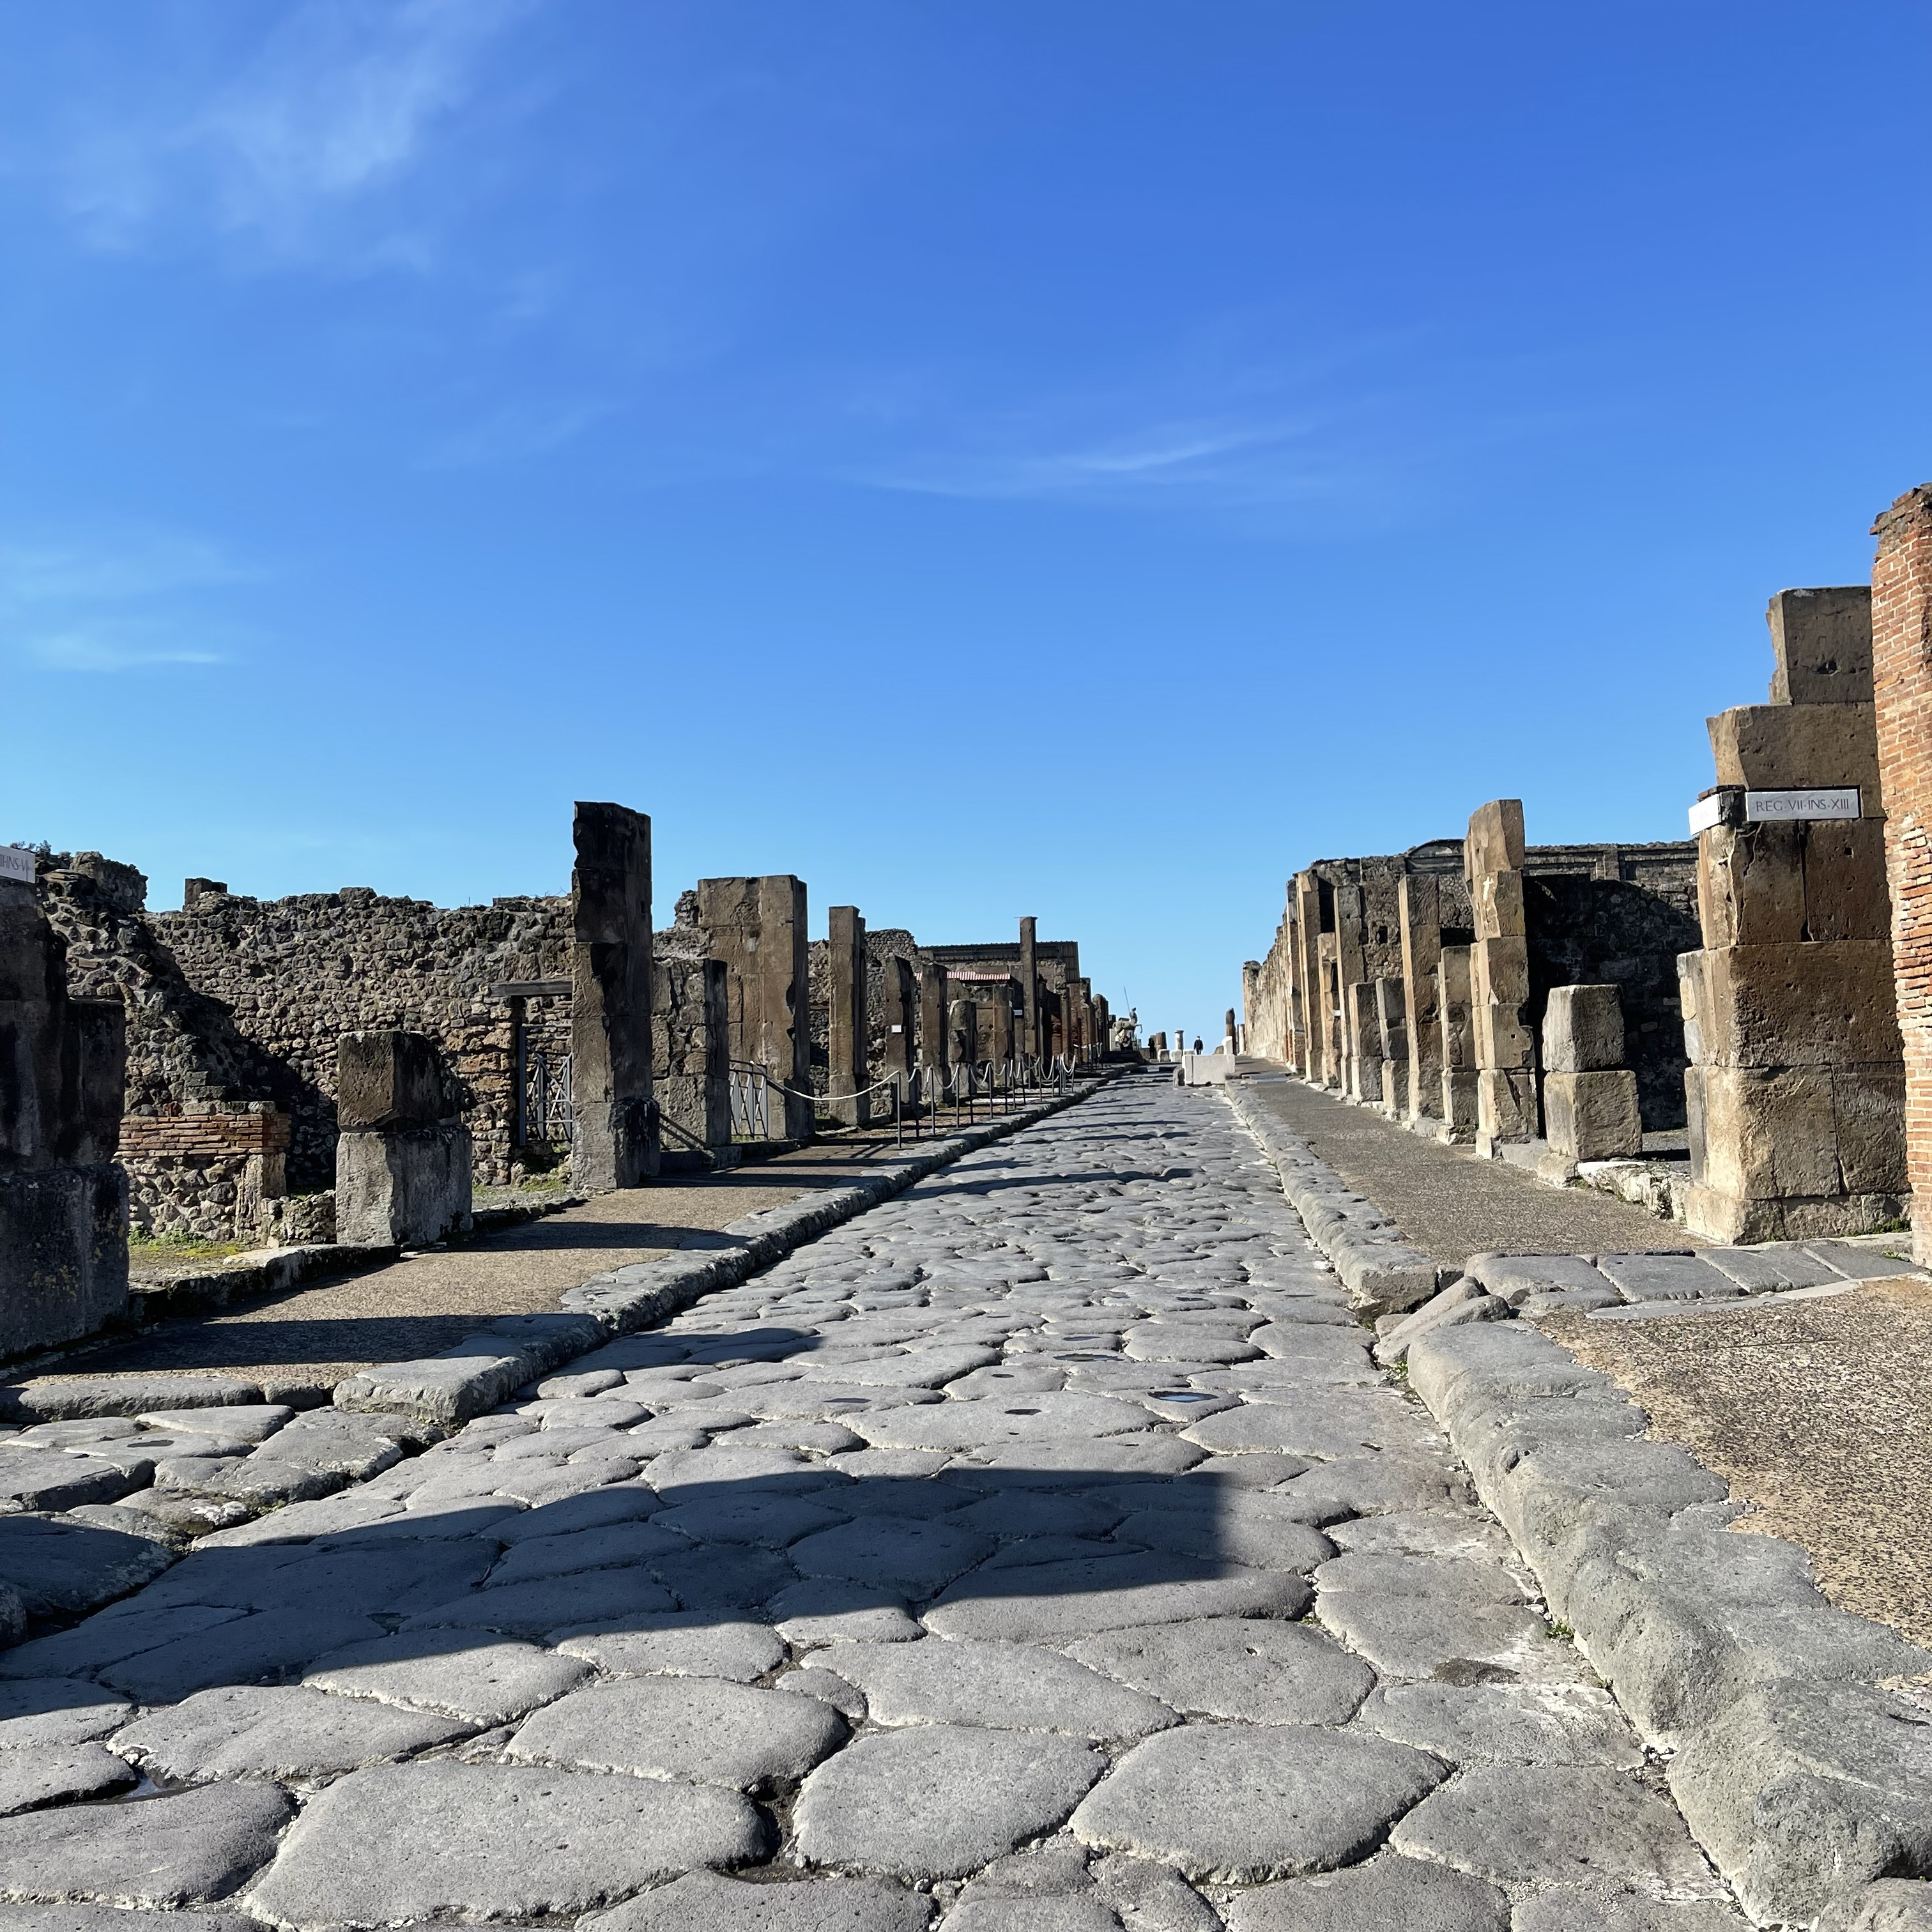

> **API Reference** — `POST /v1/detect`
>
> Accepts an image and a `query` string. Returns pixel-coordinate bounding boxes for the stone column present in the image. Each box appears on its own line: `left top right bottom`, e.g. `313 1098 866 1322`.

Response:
1399 875 1444 1127
1683 583 1904 1241
335 1030 473 1245
1873 488 1932 1261
1466 800 1539 1156
0 861 128 1358
696 875 813 1142
1438 946 1479 1143
1542 986 1641 1162
1374 977 1407 1119
1091 994 1110 1061
827 906 869 1126
1018 916 1039 1060
990 985 1016 1068
918 960 950 1073
1345 981 1383 1103
571 801 658 1189
1293 874 1324 1082
652 956 733 1167
880 956 917 1085
949 999 979 1073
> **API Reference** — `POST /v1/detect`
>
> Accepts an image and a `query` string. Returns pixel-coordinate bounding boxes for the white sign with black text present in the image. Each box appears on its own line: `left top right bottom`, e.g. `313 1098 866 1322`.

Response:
0 846 35 885
1745 787 1860 824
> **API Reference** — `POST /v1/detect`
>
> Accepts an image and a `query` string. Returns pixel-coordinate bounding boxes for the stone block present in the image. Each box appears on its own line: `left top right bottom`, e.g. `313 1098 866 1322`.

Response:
1767 585 1873 706
827 907 870 1128
1473 870 1526 941
1466 799 1526 880
1473 935 1530 1008
1472 997 1535 1075
573 802 659 1188
1542 985 1627 1073
1802 817 1892 943
1697 822 1806 950
1687 1064 1841 1202
1438 947 1474 1073
1476 1068 1538 1148
1834 1065 1909 1195
1440 1070 1478 1141
1544 1070 1641 1162
336 1031 452 1131
0 1165 129 1359
336 1123 472 1247
1679 942 1903 1070
1708 703 1881 804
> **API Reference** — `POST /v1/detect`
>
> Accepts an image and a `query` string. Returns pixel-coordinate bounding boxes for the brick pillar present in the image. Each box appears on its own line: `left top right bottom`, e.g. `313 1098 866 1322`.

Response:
1873 485 1932 1261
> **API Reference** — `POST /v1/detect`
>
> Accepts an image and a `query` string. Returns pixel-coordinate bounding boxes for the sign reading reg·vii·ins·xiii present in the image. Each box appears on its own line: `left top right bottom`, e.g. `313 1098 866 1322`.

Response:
1744 788 1861 823
0 847 36 885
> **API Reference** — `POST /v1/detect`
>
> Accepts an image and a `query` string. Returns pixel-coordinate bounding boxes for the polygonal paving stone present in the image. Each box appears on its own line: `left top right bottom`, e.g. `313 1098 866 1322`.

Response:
655 1494 848 1547
943 1897 1121 1930
1070 1725 1449 1883
1115 1508 1332 1574
1182 1398 1431 1459
507 1676 846 1790
113 1683 472 1782
581 1870 933 1931
483 1522 691 1586
954 1439 1207 1482
1388 1767 1724 1892
0 1780 294 1908
556 1615 786 1682
790 1517 995 1598
1088 1851 1225 1931
1358 1683 1643 1768
0 1678 132 1750
1313 1554 1526 1602
303 1629 590 1726
1510 1887 1751 1930
400 1567 675 1639
649 1544 798 1613
854 1395 1153 1452
241 1761 769 1927
0 1514 178 1620
1316 1593 1577 1683
100 1607 388 1705
1067 1617 1375 1725
1223 1852 1509 1930
828 1637 1177 1739
491 1485 661 1540
793 1726 1105 1879
0 1744 138 1818
924 1552 1308 1641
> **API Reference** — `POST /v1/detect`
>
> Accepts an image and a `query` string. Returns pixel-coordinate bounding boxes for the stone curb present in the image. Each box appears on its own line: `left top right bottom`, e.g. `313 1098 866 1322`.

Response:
333 1073 1122 1428
1226 1085 1932 1929
1222 1084 1452 1318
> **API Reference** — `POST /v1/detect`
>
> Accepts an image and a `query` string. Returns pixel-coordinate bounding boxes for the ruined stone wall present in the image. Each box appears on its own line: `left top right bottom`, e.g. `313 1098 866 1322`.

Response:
150 885 571 1192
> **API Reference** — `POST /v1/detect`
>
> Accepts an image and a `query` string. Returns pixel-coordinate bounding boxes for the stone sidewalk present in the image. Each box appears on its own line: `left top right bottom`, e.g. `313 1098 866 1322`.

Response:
0 1073 1770 1931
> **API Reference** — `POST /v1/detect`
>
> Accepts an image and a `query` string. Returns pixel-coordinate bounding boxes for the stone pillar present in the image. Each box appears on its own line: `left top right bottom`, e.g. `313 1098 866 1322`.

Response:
1018 916 1039 1061
1345 981 1383 1103
827 906 869 1126
1091 995 1110 1062
0 862 128 1358
1438 945 1479 1143
918 960 951 1073
1241 964 1261 1054
1317 935 1342 1085
1223 1008 1238 1054
1399 875 1445 1127
652 956 733 1167
949 999 979 1072
990 986 1016 1068
1683 583 1904 1241
696 875 813 1142
1466 800 1539 1156
1333 884 1368 1094
880 956 917 1085
1374 977 1407 1120
571 801 659 1189
1543 986 1641 1162
1873 489 1932 1261
335 1030 473 1246
1293 874 1324 1082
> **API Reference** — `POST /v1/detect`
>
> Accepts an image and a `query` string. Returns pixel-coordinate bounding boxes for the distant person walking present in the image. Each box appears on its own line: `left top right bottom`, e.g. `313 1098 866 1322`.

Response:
1193 1037 1203 1054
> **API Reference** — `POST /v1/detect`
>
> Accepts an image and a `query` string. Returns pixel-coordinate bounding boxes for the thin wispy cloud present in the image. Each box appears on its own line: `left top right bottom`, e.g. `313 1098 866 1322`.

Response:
1 530 261 674
26 0 534 264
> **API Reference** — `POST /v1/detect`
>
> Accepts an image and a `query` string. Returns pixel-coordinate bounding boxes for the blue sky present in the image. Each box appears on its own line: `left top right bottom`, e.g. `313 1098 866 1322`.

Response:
3 3 1927 1041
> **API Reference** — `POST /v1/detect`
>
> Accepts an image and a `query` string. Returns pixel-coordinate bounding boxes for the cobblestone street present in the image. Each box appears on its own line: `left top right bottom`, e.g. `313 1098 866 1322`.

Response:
0 1075 1745 1929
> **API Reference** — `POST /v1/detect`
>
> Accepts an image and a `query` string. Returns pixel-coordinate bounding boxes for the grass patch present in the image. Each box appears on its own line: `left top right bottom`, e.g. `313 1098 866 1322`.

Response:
128 1233 249 1264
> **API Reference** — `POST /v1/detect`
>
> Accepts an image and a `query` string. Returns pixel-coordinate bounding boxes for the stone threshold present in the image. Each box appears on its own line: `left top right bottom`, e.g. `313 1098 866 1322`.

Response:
1225 1082 1932 1930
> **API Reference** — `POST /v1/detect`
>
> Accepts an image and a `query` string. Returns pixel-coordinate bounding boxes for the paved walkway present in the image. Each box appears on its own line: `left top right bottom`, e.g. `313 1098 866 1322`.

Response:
22 1128 940 1404
0 1076 1743 1928
1239 1072 1705 1266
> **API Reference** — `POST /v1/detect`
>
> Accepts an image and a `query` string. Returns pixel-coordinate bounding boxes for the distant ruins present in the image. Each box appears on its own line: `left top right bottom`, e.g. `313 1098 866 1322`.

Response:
0 803 1107 1360
1246 484 1932 1250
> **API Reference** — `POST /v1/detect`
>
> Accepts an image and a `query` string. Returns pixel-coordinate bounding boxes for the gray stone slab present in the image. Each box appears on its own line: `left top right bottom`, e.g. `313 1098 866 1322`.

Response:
102 1606 389 1704
1071 1725 1449 1883
1315 1592 1576 1682
0 1602 247 1682
648 1543 797 1612
491 1485 661 1540
581 1871 932 1931
0 1514 174 1622
954 1439 1206 1482
1389 1766 1721 1892
1314 1552 1527 1603
303 1629 590 1724
242 1761 769 1926
1358 1682 1643 1767
1804 1242 1926 1282
654 1494 849 1549
790 1517 994 1597
508 1675 845 1790
0 1781 293 1907
1224 1853 1508 1930
1464 1255 1614 1306
114 1683 472 1781
925 1552 1309 1641
0 1910 260 1932
951 1492 1126 1540
1115 1507 1333 1574
1698 1246 1846 1292
0 1744 137 1818
1593 1254 1740 1303
855 1395 1152 1452
1087 1851 1225 1932
1068 1618 1374 1725
484 1521 691 1586
0 1377 263 1423
793 1726 1105 1878
556 1614 786 1682
828 1637 1177 1739
1510 1889 1750 1931
772 1582 925 1646
944 1897 1121 1930
401 1566 675 1638
0 1678 130 1750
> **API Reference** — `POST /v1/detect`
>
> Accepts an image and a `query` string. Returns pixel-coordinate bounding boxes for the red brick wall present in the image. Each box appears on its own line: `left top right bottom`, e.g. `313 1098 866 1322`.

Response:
1871 484 1932 1255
